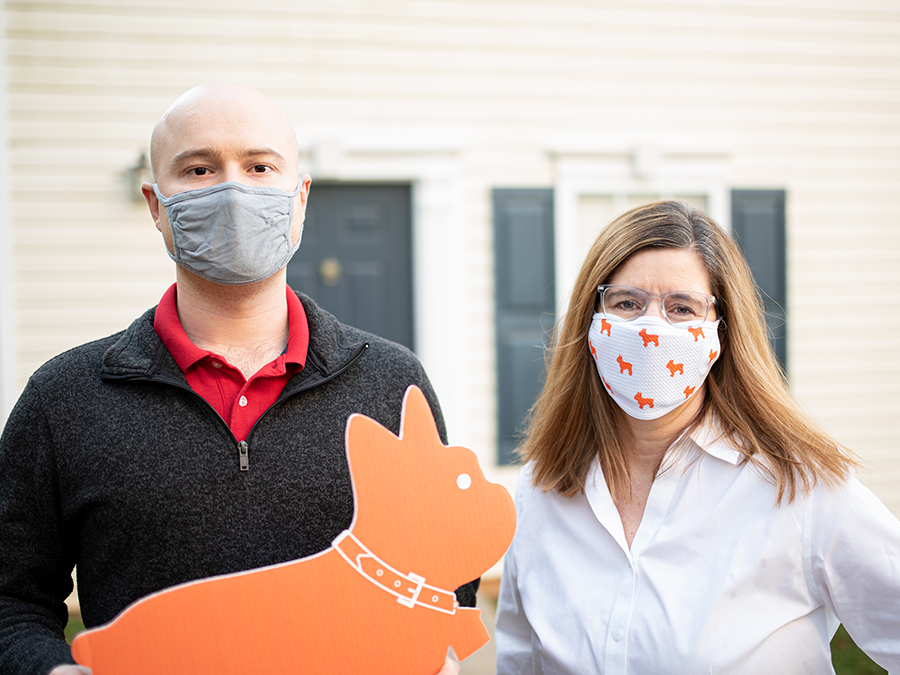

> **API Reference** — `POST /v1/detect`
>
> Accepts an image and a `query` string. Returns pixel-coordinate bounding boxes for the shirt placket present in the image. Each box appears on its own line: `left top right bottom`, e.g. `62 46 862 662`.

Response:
603 552 637 675
586 461 680 675
230 379 255 440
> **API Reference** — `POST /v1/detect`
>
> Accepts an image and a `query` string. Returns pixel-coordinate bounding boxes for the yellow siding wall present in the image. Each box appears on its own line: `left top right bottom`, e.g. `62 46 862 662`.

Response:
3 0 900 512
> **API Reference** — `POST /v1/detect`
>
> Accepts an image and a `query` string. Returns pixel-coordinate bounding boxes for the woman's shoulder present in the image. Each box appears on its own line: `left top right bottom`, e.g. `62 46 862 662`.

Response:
807 472 896 526
511 462 544 509
509 461 580 518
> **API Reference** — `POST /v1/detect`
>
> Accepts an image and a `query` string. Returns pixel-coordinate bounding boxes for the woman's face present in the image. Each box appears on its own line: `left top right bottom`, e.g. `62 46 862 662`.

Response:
606 247 716 322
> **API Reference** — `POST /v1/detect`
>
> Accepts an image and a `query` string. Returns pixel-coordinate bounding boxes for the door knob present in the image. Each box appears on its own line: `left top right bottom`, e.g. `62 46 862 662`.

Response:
318 257 343 286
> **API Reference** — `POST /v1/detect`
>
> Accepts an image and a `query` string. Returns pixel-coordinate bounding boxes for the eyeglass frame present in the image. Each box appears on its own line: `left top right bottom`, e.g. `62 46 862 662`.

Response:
595 284 718 327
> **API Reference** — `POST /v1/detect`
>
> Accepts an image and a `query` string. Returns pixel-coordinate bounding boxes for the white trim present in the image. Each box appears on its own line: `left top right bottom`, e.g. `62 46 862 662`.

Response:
550 144 732 318
296 135 472 450
0 14 16 426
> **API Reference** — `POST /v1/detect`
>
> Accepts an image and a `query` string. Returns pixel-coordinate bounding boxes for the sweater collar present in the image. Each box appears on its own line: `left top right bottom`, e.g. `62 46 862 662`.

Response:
100 291 364 383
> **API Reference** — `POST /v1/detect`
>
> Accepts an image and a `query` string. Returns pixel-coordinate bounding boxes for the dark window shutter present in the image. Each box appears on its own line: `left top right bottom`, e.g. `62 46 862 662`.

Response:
493 189 555 465
730 190 787 371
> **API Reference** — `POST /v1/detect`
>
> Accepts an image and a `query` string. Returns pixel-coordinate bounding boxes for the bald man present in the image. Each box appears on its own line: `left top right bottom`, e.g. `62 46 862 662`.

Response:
0 83 471 675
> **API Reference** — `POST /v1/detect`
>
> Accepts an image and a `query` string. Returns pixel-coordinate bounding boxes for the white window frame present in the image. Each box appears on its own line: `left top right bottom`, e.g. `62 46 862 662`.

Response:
550 142 732 315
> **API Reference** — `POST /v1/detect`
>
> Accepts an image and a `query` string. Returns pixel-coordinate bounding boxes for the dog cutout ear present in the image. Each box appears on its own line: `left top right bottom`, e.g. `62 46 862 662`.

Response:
398 385 441 447
344 387 439 466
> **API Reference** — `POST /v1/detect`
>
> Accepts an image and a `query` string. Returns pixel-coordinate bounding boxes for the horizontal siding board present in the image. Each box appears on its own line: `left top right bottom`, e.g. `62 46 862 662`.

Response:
6 37 900 61
6 11 900 59
5 2 900 34
8 46 900 89
10 71 900 107
18 281 172 299
8 0 900 13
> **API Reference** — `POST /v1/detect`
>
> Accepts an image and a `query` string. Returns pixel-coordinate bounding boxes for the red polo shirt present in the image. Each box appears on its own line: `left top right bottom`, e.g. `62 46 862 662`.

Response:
153 283 309 442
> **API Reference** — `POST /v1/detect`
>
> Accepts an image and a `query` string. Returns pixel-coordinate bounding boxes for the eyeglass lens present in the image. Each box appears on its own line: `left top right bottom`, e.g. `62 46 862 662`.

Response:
601 286 710 325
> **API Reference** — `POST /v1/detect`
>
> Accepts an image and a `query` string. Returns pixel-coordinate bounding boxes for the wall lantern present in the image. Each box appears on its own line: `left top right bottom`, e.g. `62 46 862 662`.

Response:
128 152 152 203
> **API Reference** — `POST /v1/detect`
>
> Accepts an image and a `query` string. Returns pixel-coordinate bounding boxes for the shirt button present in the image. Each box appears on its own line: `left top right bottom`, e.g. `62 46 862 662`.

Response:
239 395 248 407
211 362 222 369
612 630 621 641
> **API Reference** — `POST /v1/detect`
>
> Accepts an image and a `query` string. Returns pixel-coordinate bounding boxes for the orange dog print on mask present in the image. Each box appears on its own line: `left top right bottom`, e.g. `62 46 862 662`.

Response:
590 340 598 359
639 328 659 347
709 349 718 364
688 326 705 342
665 360 684 377
634 392 654 409
617 354 633 375
602 376 613 394
684 385 696 399
600 319 612 337
71 387 516 675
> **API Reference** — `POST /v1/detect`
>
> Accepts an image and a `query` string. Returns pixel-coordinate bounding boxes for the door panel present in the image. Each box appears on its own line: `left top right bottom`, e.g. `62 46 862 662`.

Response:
286 184 414 350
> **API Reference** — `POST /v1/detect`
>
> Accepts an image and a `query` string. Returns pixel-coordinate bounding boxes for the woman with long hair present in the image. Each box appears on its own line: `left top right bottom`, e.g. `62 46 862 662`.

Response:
495 200 900 674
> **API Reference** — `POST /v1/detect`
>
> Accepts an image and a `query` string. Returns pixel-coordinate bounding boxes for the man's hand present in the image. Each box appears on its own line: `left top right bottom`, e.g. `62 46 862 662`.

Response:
436 654 460 674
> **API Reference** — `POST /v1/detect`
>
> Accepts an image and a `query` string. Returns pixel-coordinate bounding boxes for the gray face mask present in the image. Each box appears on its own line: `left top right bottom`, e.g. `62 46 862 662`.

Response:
153 181 303 285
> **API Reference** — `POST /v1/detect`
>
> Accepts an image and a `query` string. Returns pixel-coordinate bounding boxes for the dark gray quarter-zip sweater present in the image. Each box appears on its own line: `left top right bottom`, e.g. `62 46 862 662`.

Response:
0 292 476 675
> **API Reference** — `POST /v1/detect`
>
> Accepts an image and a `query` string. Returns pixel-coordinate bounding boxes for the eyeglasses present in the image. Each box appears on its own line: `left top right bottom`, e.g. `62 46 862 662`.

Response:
597 284 717 328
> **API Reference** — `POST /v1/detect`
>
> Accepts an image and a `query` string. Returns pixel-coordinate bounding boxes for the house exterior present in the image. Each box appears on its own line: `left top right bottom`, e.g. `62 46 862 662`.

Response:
1 0 899 519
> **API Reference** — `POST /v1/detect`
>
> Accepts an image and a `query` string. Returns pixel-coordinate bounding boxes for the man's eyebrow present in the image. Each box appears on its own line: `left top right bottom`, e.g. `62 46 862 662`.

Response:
171 148 215 165
242 148 287 162
170 147 287 165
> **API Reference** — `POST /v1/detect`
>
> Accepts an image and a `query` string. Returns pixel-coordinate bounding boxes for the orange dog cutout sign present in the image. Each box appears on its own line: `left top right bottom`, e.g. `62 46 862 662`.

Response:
71 386 516 674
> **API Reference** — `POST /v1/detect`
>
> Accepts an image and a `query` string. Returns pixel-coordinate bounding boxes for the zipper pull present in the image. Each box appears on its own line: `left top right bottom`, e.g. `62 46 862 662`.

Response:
238 441 249 471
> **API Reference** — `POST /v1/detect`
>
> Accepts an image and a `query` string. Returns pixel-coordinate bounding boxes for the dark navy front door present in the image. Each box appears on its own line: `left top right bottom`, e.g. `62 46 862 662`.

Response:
287 184 414 350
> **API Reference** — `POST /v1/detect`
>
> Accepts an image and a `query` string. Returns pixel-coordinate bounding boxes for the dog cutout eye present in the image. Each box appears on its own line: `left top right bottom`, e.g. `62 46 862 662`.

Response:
456 473 472 490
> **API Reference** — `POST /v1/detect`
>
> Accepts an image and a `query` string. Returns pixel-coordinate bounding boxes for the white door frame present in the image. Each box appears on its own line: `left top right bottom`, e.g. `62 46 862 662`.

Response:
296 134 475 453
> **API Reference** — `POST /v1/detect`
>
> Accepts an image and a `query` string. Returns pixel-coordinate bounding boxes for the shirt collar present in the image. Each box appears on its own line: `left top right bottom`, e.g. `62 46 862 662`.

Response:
684 417 744 466
153 282 309 373
283 285 309 370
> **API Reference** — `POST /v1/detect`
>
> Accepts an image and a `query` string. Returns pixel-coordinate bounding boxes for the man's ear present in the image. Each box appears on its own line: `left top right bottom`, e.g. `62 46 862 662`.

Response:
299 173 312 209
290 175 313 247
141 182 162 231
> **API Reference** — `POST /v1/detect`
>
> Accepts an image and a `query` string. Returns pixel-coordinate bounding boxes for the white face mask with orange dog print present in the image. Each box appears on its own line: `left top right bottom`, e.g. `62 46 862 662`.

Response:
588 313 721 420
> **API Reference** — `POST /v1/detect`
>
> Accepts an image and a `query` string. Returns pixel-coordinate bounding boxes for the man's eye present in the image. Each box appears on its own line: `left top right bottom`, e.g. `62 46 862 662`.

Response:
190 167 209 176
252 165 270 173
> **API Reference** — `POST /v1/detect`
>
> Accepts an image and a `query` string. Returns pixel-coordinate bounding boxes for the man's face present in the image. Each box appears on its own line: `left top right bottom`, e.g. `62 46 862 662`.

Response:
142 85 312 255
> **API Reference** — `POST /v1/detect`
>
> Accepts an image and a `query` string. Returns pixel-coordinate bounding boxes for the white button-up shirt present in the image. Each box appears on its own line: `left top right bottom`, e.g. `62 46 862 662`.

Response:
495 425 900 674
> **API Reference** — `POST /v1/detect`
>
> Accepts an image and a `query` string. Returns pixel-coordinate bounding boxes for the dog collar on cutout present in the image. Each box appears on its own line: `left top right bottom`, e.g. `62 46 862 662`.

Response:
332 530 458 615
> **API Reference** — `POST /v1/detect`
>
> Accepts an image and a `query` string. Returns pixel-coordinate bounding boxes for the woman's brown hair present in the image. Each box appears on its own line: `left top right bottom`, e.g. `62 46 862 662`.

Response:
520 200 855 502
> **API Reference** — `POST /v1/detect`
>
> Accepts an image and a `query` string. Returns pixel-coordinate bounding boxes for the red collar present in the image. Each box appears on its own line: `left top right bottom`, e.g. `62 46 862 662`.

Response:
153 283 309 373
